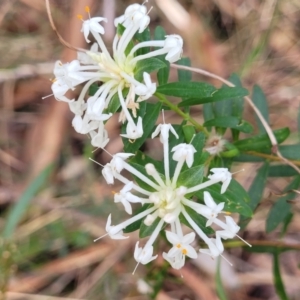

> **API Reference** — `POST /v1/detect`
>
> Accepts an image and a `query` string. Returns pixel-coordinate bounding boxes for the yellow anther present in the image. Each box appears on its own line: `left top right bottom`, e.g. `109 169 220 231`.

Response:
50 78 57 83
182 248 187 255
225 211 231 215
77 14 83 20
112 191 116 195
176 243 181 249
85 6 90 13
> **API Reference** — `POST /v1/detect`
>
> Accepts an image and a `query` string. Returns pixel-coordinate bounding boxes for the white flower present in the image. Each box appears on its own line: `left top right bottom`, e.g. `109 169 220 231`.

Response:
78 43 99 65
152 123 178 142
51 80 73 103
208 168 232 194
162 251 185 270
216 216 240 240
199 236 224 258
105 214 128 240
90 122 110 149
202 191 225 226
69 99 86 116
115 3 150 32
172 143 197 168
120 117 143 140
72 114 98 134
102 163 114 184
92 122 249 270
114 182 143 214
135 72 156 102
134 242 157 265
165 231 197 259
163 35 183 63
81 17 107 43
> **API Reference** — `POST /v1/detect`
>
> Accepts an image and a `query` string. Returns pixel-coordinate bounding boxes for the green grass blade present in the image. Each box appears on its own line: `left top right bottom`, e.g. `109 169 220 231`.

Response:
273 251 289 300
216 257 228 300
3 164 53 238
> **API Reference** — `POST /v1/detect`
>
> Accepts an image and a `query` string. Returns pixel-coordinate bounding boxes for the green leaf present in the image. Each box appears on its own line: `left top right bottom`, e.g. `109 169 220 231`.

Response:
204 116 253 133
268 165 298 177
266 175 300 232
182 125 196 143
123 102 162 153
191 132 206 167
134 58 166 82
134 27 151 56
176 57 192 82
233 127 290 151
252 85 269 133
89 83 99 96
273 251 290 300
123 204 152 233
298 106 300 141
230 74 245 117
232 153 265 162
154 26 170 85
240 162 269 228
179 206 214 235
195 179 252 217
203 103 214 123
156 82 216 99
281 212 293 236
178 86 248 107
248 162 269 211
278 144 300 160
140 217 165 238
177 165 204 189
216 258 228 300
3 164 53 238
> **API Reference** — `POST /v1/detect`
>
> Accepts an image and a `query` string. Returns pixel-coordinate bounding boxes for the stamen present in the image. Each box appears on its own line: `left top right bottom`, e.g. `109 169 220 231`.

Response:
77 14 83 21
162 109 165 124
189 134 196 144
220 254 233 266
94 232 108 242
85 6 91 18
42 94 53 100
132 262 140 275
232 169 245 175
236 234 252 247
101 147 113 157
89 158 104 167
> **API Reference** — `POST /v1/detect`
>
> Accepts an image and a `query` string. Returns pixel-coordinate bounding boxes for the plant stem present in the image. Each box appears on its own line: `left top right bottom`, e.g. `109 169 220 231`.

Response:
246 151 300 166
154 92 209 136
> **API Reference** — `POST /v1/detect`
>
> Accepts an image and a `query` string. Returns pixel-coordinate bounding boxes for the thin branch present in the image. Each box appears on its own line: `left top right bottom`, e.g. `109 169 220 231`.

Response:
45 0 86 53
171 63 300 174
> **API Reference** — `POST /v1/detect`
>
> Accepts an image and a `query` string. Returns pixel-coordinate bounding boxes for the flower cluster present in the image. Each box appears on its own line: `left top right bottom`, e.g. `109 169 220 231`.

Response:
50 3 183 145
95 122 249 271
49 1 251 273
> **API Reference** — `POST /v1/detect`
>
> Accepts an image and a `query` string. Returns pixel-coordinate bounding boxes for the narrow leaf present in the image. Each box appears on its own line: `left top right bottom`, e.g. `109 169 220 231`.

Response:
273 251 289 300
156 82 216 99
234 127 290 151
252 85 269 133
176 57 192 82
278 144 300 160
204 116 253 133
134 58 166 82
3 164 53 238
179 86 248 107
216 258 228 300
240 162 269 228
266 175 300 232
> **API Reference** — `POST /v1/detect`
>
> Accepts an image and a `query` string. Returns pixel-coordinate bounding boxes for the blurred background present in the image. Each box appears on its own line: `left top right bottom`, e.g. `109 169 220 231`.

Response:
1 0 300 299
